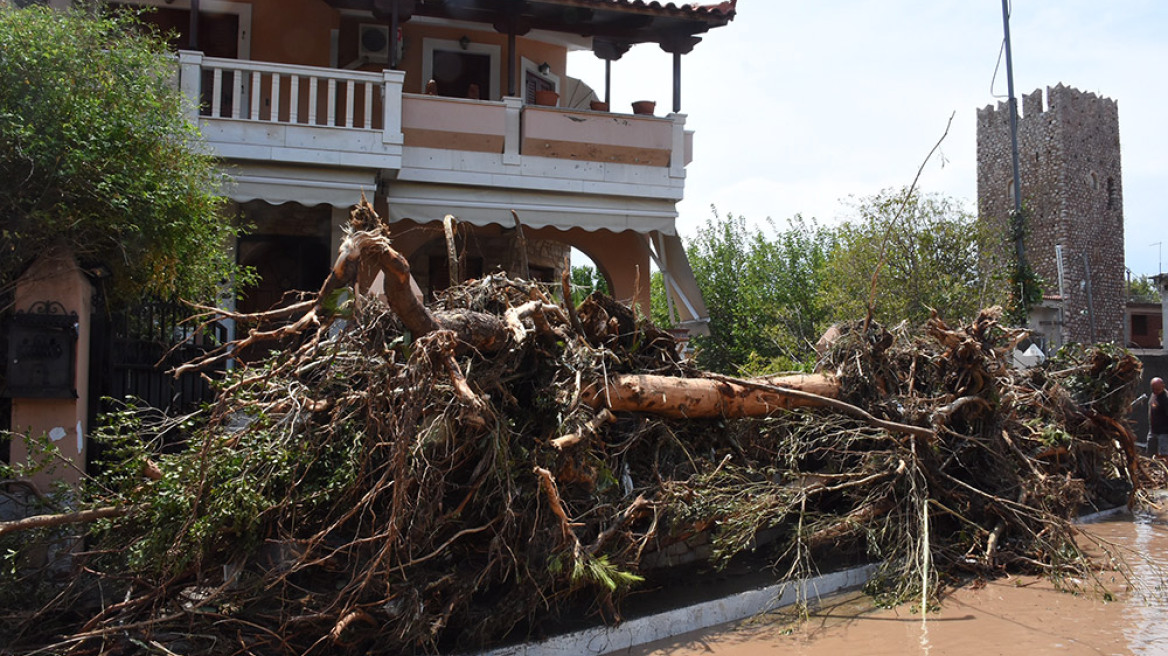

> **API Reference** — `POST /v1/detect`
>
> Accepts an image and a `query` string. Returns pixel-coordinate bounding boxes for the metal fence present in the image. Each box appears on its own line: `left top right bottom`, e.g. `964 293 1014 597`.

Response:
89 299 227 454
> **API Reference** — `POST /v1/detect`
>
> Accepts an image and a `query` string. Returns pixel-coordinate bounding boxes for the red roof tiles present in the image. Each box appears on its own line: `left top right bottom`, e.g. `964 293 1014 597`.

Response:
547 0 736 23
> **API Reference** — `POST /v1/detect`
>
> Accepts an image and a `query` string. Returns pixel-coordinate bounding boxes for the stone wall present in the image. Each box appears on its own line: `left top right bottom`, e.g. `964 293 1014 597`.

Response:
976 84 1125 344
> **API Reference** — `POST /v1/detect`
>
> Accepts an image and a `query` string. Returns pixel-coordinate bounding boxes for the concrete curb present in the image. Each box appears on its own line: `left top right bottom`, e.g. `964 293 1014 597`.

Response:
476 505 1135 655
476 563 877 656
1077 505 1130 524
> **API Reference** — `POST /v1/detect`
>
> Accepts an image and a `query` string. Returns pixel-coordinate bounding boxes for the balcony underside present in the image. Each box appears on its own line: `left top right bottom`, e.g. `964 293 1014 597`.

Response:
385 181 678 235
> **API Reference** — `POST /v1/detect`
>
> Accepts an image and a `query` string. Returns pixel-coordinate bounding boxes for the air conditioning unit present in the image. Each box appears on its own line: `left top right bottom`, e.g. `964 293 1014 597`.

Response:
358 24 391 63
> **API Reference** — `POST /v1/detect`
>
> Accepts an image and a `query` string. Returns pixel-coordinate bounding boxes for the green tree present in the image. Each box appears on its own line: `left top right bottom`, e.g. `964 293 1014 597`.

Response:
649 270 672 329
568 264 609 305
1127 274 1159 304
822 188 1004 327
686 210 832 375
0 5 244 308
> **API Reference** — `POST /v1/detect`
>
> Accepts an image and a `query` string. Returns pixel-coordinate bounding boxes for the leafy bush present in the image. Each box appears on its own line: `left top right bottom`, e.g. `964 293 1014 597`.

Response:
0 5 245 307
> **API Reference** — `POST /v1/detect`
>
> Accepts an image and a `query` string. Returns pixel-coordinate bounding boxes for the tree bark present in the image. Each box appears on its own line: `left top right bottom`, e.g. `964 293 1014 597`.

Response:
331 230 439 337
581 372 937 440
581 373 839 419
443 214 459 286
0 506 128 538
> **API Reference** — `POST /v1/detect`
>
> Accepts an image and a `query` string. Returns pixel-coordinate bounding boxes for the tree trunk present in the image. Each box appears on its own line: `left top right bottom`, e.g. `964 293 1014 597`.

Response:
332 231 511 352
582 373 839 419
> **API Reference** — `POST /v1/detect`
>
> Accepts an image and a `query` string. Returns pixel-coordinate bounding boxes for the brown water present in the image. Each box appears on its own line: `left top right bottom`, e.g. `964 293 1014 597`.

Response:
628 511 1168 656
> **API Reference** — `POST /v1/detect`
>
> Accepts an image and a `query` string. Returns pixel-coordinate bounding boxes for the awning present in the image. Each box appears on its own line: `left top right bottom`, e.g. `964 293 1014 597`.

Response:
385 182 678 235
223 164 377 207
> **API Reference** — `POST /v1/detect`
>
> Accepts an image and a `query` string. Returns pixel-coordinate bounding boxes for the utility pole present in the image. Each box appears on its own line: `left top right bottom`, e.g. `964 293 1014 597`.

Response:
1001 0 1029 307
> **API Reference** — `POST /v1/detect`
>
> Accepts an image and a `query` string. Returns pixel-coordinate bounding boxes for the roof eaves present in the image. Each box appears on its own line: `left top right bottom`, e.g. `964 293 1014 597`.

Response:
544 0 737 24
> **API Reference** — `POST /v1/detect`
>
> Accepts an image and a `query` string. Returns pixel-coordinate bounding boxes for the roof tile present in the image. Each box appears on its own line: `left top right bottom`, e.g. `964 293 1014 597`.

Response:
560 0 737 22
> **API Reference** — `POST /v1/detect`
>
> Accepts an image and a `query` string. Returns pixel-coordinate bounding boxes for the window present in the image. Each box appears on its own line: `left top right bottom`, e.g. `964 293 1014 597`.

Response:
1133 314 1148 336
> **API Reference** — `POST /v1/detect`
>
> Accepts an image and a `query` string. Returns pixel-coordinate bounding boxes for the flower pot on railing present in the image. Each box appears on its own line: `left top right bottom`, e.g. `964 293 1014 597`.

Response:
631 100 656 115
589 100 610 112
534 90 559 107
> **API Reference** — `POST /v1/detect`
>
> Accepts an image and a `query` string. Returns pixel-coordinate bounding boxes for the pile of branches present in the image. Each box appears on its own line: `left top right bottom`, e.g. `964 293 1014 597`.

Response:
0 202 1145 655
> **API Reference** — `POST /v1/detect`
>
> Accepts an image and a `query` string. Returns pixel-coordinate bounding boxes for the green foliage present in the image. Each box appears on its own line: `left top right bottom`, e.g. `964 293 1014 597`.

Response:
90 393 361 577
648 270 672 329
678 190 1006 375
1043 341 1141 418
822 188 1006 327
569 554 645 592
1127 274 1159 304
1003 206 1044 326
568 264 609 305
686 210 832 374
0 5 244 307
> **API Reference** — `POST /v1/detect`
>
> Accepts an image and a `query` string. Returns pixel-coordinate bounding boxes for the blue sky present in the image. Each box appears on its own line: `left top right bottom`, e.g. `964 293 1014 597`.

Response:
569 1 1168 278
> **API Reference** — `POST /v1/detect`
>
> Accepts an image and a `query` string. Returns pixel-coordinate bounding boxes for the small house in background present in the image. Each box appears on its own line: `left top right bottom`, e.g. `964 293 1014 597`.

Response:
1126 301 1163 349
113 0 734 335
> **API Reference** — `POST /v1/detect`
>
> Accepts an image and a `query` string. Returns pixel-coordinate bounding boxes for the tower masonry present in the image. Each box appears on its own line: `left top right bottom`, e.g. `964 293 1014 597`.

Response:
976 84 1125 345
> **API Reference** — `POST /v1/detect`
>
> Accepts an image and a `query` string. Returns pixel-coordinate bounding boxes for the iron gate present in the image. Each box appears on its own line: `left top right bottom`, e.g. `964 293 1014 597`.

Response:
89 299 227 454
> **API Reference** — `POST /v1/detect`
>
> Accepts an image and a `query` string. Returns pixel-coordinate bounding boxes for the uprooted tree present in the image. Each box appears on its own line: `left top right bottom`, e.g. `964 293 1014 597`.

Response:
0 200 1148 655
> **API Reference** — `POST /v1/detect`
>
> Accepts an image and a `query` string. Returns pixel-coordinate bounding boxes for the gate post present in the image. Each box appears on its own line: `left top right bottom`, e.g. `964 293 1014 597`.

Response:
6 248 93 492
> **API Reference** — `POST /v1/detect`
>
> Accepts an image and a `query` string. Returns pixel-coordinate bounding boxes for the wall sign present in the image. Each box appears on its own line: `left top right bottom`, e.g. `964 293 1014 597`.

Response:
3 300 79 399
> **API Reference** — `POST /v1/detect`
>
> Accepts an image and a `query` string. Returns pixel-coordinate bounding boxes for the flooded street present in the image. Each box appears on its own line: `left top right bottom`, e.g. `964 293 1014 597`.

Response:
628 510 1168 656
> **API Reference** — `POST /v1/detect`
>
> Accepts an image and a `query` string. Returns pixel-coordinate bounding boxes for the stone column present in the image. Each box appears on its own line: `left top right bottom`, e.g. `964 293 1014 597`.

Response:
7 249 93 492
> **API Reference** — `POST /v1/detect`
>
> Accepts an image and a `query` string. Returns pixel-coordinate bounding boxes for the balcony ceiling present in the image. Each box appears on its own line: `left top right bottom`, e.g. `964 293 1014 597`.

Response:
325 0 736 46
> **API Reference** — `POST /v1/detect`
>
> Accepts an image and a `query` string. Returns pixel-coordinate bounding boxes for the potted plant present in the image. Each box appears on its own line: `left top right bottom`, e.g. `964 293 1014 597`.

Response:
534 90 559 107
631 100 656 115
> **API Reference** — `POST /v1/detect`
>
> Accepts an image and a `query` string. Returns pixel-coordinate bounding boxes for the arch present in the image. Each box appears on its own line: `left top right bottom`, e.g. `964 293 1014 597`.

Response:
528 226 652 314
568 250 615 297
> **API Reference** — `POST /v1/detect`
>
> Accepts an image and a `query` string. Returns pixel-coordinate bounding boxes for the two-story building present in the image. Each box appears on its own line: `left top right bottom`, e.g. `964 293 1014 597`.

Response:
113 0 733 332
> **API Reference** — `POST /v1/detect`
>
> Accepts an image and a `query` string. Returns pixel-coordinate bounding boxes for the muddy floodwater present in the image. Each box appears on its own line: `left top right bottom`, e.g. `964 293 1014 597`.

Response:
628 510 1168 656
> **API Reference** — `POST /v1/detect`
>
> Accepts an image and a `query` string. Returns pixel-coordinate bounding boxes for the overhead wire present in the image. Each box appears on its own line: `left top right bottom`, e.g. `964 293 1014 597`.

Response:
989 0 1012 99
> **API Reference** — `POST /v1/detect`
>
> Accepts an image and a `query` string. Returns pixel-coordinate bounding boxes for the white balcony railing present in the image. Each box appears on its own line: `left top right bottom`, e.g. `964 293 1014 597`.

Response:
178 51 404 156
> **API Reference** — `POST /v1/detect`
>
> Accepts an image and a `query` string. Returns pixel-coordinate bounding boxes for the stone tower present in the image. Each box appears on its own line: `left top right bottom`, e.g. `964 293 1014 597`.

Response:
976 84 1125 345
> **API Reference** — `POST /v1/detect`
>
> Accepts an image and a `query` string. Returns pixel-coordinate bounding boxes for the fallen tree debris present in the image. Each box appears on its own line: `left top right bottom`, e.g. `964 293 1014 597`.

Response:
0 200 1146 655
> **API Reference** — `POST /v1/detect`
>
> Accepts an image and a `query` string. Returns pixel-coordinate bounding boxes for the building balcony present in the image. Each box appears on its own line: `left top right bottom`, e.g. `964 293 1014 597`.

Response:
177 52 693 211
